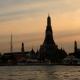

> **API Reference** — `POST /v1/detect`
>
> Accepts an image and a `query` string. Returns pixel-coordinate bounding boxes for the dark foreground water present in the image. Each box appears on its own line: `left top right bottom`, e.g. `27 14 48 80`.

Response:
0 66 80 80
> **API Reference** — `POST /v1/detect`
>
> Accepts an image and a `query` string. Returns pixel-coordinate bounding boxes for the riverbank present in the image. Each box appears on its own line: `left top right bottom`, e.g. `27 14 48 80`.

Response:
0 63 80 66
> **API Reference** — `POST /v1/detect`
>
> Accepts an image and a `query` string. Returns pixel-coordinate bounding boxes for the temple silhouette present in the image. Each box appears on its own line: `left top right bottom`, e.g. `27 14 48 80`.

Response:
0 15 80 65
38 15 67 63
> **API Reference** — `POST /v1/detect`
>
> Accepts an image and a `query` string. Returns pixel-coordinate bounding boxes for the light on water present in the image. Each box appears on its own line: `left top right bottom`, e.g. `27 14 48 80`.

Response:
0 66 80 80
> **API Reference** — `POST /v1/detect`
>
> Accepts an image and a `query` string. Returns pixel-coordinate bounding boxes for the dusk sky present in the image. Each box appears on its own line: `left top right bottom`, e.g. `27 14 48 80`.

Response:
0 0 80 53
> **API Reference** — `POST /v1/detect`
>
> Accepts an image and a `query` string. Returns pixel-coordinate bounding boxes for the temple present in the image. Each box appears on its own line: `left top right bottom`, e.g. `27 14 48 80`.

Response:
38 15 66 63
0 15 67 65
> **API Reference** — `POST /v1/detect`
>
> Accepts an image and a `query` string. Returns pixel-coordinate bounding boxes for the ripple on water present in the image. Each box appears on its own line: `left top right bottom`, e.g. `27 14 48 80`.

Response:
0 66 80 80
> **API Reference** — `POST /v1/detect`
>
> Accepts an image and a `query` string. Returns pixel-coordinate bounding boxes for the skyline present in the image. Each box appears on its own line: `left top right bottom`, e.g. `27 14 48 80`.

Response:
0 0 80 53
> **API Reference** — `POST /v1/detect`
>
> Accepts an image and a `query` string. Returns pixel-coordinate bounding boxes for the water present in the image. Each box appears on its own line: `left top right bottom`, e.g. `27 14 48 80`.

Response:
0 66 80 80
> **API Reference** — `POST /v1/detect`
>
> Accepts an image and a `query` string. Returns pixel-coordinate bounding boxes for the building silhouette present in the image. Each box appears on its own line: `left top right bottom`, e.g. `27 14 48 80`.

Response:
74 41 80 59
63 41 80 65
0 15 68 65
39 15 67 63
21 42 25 52
74 41 77 53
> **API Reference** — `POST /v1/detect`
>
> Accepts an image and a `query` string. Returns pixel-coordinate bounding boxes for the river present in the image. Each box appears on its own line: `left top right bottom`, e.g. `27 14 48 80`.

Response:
0 66 80 80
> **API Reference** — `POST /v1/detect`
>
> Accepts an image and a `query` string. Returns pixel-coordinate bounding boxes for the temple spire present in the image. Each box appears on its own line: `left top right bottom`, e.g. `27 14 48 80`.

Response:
21 42 25 52
39 15 59 62
10 33 13 52
43 15 55 45
47 14 51 26
74 40 77 53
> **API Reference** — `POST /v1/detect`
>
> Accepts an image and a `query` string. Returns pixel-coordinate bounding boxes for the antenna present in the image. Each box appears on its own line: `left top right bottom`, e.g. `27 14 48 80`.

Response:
10 33 13 52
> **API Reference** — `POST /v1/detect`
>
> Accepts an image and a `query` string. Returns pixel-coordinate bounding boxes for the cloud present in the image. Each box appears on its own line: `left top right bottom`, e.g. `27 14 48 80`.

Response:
0 8 46 22
1 0 80 22
0 0 53 22
0 0 52 8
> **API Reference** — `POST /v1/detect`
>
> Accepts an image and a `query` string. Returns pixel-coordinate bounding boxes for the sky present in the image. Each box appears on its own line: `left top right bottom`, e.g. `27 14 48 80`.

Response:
0 0 80 53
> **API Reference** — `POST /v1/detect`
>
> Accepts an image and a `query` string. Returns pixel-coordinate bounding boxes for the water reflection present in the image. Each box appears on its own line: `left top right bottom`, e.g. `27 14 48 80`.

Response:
0 66 80 80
